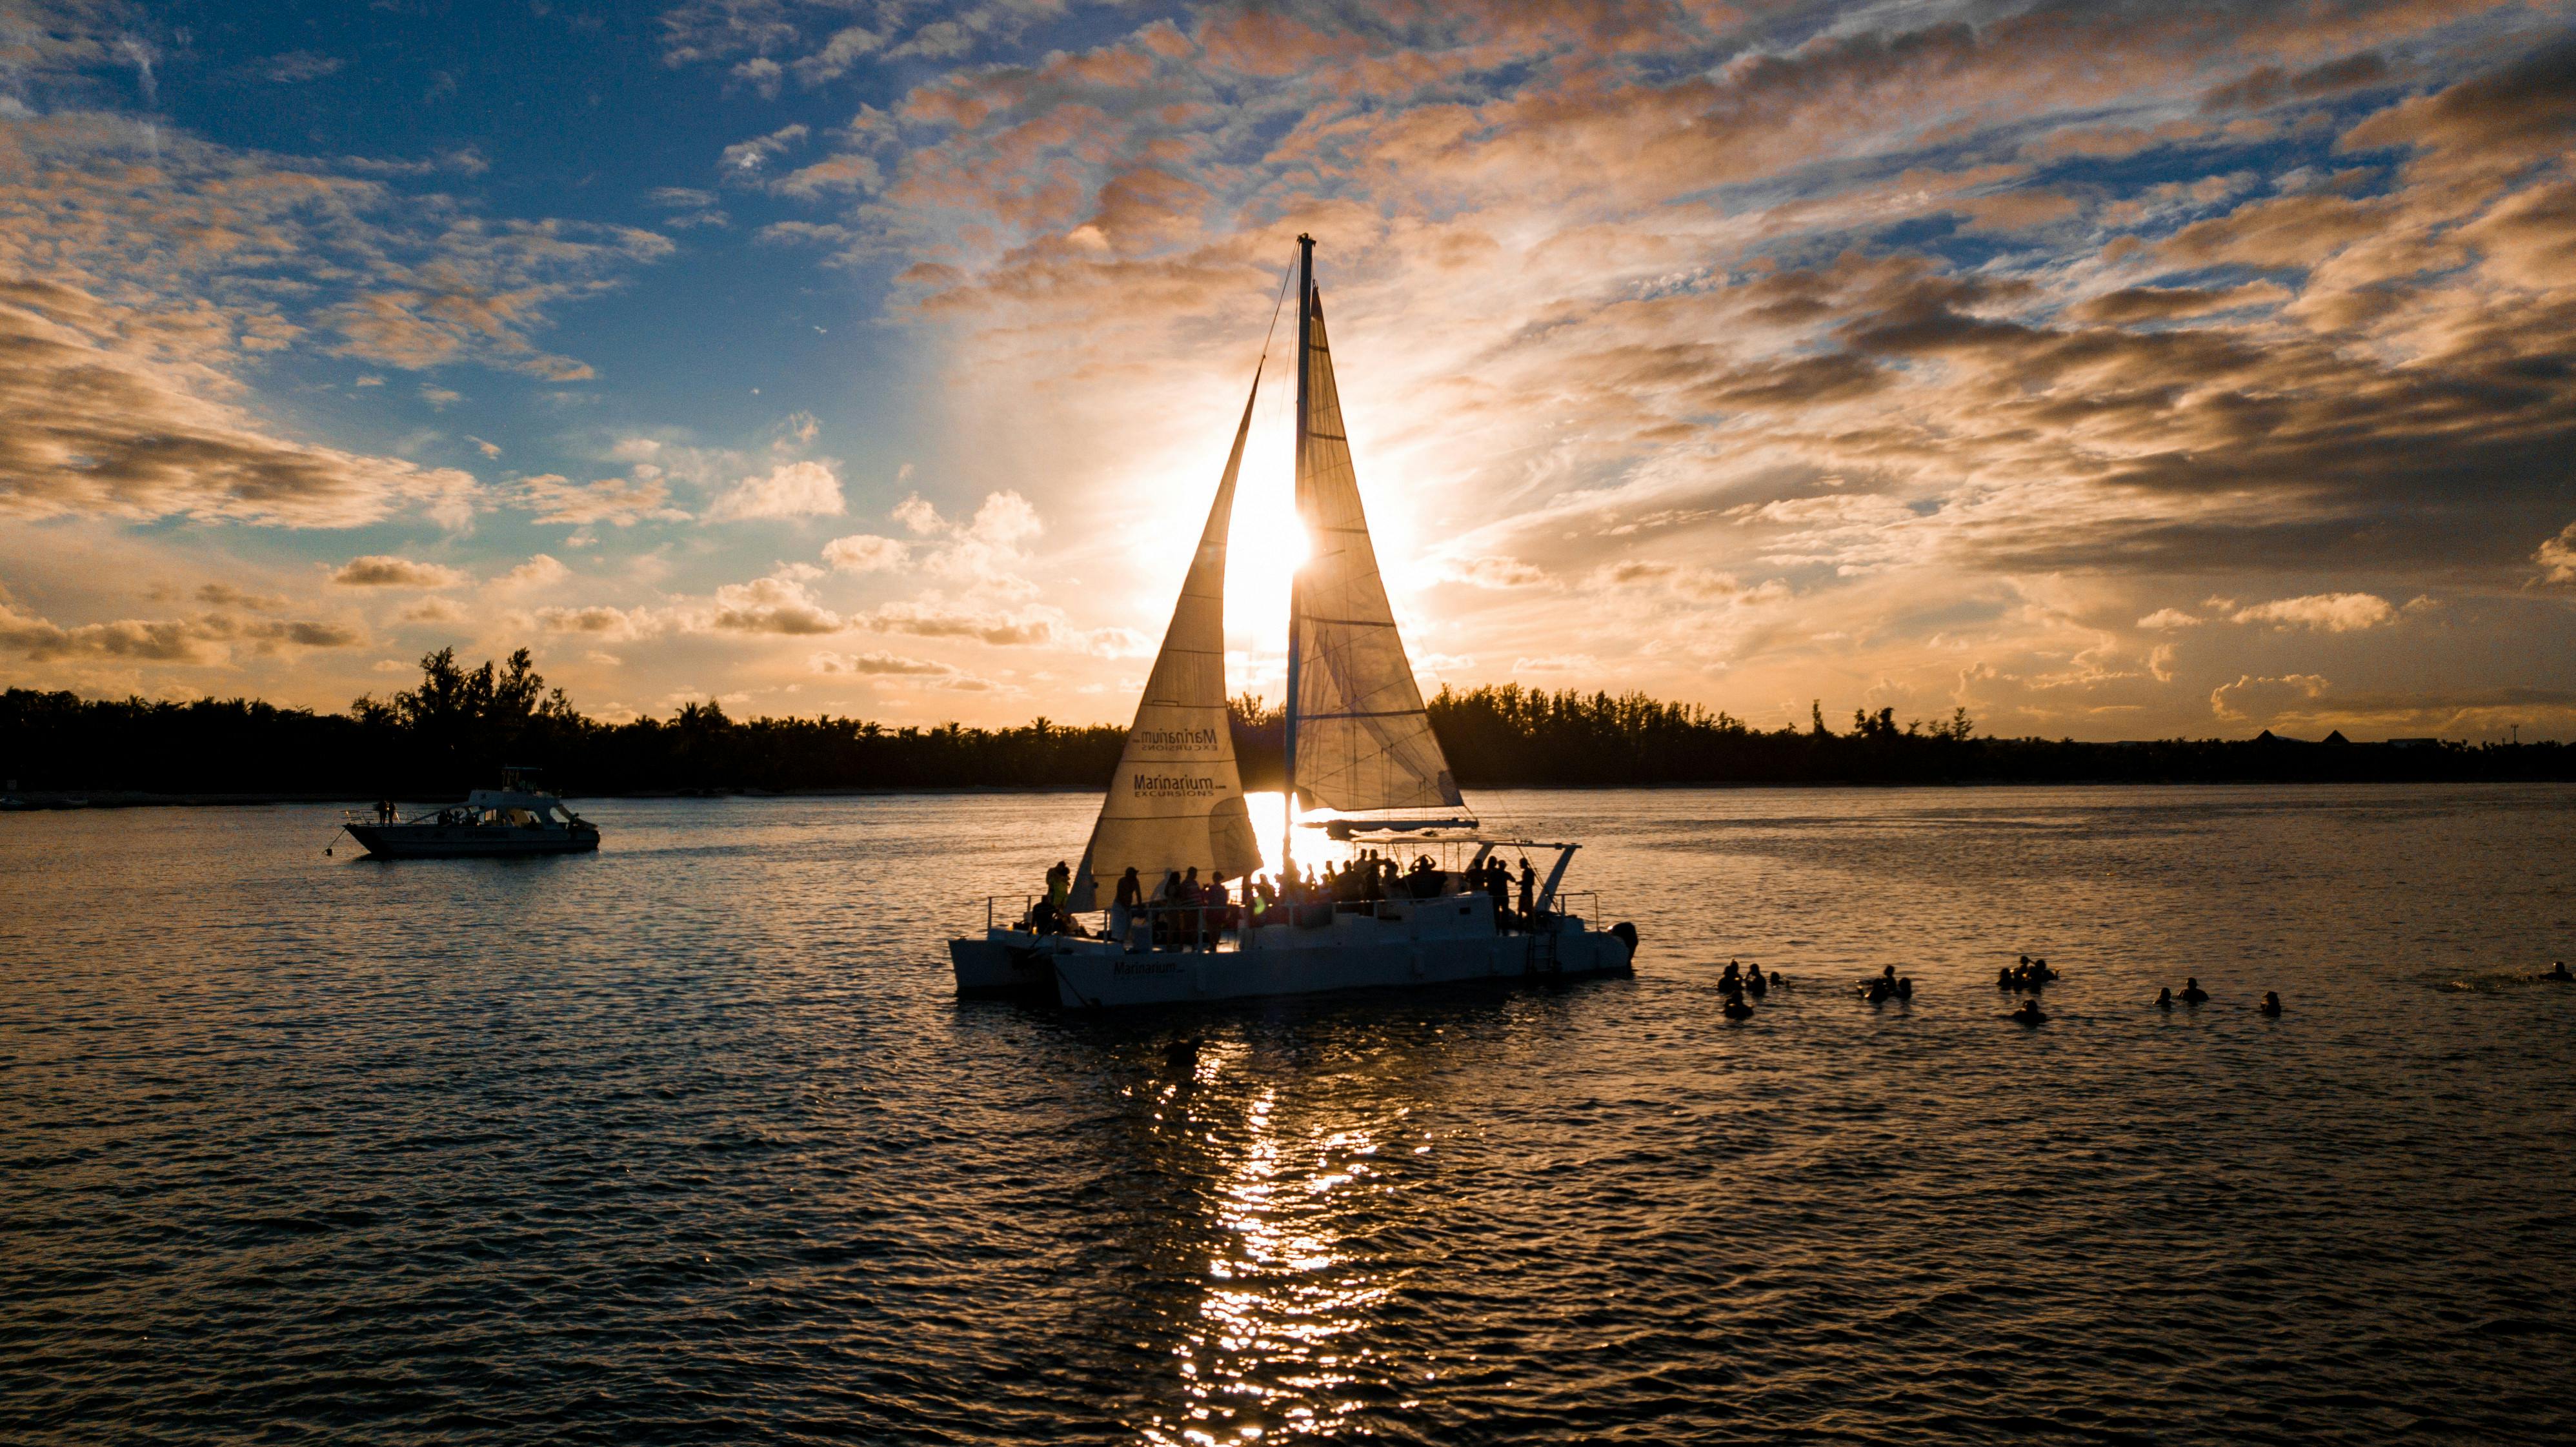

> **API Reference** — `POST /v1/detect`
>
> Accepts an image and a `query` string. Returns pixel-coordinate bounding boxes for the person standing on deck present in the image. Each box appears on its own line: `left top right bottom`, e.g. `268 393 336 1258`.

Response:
1518 859 1536 923
1112 867 1143 946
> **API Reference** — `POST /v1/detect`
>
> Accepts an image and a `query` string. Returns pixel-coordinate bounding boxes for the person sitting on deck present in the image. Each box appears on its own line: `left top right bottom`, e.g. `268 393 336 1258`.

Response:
2180 976 2209 1004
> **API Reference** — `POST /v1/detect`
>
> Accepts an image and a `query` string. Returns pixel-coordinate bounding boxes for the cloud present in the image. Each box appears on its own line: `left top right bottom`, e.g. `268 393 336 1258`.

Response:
891 492 943 534
499 554 569 589
707 568 843 634
514 471 689 526
0 599 364 663
196 583 286 611
536 604 657 641
855 600 1058 647
2539 523 2576 586
720 123 808 175
401 596 467 623
2211 672 2331 722
263 51 345 83
2229 592 2399 632
2138 608 2202 630
810 649 953 676
0 282 479 528
705 459 845 521
823 533 910 571
774 152 883 198
332 555 466 588
1438 556 1549 589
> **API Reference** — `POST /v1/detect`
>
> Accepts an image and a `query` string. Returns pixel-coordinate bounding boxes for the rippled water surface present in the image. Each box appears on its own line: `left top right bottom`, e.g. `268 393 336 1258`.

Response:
5 785 2575 1444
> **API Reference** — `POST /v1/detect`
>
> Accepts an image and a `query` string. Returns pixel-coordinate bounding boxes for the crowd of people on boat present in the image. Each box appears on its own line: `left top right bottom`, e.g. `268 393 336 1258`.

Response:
1020 851 1551 948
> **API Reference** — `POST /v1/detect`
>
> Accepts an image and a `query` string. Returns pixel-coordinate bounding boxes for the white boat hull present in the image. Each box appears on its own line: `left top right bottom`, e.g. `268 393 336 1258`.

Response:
952 896 1635 1007
948 930 1056 994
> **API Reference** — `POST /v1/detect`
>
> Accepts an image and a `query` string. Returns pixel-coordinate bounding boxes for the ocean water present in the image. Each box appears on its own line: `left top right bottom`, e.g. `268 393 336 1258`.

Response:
3 784 2572 1444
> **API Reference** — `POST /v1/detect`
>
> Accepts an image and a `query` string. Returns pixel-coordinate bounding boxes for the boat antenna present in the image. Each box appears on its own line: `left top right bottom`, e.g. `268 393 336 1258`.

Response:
1283 232 1314 884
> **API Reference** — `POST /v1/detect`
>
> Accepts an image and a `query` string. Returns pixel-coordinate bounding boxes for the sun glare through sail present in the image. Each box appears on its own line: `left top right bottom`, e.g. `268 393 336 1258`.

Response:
1223 368 1309 687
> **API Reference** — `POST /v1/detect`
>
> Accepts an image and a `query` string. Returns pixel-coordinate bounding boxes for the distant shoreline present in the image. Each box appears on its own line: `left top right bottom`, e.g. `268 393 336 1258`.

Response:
10 777 2574 811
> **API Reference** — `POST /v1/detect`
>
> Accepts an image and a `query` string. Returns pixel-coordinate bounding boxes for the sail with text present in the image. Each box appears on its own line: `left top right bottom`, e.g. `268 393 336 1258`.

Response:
1069 373 1265 910
1288 283 1465 816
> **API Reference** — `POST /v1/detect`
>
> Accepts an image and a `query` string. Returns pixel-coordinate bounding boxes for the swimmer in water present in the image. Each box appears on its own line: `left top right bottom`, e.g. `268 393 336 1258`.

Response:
1896 976 1914 1002
1998 966 2017 991
2548 961 2572 982
1723 995 1755 1021
2180 976 2209 1005
1746 964 1768 998
2156 986 2174 1009
2260 991 2282 1017
2012 998 2047 1026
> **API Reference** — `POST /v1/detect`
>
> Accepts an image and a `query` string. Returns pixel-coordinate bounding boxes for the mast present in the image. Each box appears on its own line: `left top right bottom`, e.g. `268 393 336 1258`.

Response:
1283 232 1314 883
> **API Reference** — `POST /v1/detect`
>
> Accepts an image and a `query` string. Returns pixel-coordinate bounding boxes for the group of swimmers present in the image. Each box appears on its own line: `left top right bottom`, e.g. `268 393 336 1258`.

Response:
1713 953 2318 1026
1999 955 2058 993
1023 851 1547 949
1715 959 1782 1018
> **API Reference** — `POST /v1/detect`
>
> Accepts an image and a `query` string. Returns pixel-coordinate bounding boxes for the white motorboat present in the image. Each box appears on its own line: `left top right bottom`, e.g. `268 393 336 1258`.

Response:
949 236 1636 1007
340 767 600 858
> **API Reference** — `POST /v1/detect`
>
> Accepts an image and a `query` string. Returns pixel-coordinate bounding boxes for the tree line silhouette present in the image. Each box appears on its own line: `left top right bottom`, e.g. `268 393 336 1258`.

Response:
3 650 2568 800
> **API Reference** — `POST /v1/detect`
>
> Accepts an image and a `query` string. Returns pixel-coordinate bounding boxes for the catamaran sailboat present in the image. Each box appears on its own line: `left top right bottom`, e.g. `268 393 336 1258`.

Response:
949 237 1636 1007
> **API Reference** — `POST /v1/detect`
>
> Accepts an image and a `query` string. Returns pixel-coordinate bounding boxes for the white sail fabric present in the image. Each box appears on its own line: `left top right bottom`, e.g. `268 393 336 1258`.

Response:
1290 290 1464 814
1070 376 1265 910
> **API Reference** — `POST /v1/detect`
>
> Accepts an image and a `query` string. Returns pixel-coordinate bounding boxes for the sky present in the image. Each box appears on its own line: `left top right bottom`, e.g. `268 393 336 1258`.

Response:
2 0 2572 740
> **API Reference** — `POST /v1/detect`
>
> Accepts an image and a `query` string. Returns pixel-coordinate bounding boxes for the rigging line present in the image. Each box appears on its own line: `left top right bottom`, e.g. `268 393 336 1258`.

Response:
1254 254 1296 369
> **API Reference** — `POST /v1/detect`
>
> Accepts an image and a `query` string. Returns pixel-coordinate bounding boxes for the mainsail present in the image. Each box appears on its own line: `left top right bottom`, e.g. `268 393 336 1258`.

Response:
1287 250 1465 816
1069 374 1265 910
